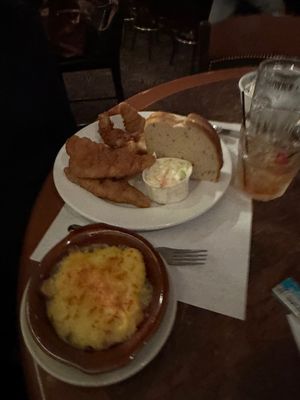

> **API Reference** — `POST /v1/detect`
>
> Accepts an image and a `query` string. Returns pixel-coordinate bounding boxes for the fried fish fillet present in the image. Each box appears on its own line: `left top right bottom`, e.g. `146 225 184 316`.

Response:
118 102 145 133
64 167 151 208
98 111 138 148
98 102 146 152
66 136 155 179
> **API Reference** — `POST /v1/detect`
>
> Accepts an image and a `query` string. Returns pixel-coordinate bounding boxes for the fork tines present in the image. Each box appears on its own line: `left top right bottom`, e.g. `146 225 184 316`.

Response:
168 249 207 254
168 257 207 266
158 248 207 266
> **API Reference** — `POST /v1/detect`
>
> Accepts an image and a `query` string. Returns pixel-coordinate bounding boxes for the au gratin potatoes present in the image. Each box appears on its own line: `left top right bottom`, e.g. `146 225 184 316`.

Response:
41 246 152 351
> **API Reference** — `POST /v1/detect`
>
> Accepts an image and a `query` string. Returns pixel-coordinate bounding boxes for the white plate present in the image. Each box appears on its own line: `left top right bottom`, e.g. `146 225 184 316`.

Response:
20 268 177 387
53 112 232 231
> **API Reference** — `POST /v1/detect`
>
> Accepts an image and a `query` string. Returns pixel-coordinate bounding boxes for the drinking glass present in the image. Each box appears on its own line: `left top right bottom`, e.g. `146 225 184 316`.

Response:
238 71 256 115
237 58 300 201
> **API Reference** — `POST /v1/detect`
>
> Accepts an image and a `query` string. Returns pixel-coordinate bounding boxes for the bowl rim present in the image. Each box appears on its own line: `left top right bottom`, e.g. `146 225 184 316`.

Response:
26 223 169 374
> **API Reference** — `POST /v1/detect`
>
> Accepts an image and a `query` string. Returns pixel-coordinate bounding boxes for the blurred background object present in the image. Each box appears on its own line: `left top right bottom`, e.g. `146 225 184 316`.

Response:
36 0 300 127
43 0 124 128
208 14 300 70
209 0 286 23
150 0 213 73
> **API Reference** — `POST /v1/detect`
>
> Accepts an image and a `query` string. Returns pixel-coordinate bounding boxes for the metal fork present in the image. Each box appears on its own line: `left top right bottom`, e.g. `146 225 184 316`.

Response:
156 247 207 266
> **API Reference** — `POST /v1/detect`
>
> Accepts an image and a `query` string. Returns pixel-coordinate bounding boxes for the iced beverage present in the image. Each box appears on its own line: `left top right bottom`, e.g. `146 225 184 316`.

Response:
237 58 300 201
238 130 300 200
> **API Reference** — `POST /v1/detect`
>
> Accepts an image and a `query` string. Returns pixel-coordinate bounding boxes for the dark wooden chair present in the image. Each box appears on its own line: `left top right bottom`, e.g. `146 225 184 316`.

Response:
45 1 124 110
127 0 162 61
209 14 300 70
151 0 213 73
130 0 161 61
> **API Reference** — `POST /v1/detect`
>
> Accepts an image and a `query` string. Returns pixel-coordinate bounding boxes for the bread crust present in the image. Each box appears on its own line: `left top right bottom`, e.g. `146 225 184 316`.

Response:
186 113 224 172
145 111 185 126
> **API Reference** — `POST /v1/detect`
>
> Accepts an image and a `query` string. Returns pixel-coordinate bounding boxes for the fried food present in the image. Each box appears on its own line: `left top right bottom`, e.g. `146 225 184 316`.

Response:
66 136 155 179
65 103 154 208
65 167 151 208
118 102 145 133
98 111 139 148
98 102 146 152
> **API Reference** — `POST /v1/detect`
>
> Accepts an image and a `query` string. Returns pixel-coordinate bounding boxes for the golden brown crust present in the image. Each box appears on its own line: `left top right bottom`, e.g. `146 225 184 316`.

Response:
98 102 146 152
118 102 145 133
41 246 149 350
66 135 155 179
186 114 224 177
145 111 185 127
64 167 151 208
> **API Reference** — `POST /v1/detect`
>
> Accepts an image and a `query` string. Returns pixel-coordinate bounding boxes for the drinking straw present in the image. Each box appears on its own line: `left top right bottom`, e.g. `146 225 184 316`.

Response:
241 91 248 189
241 91 246 128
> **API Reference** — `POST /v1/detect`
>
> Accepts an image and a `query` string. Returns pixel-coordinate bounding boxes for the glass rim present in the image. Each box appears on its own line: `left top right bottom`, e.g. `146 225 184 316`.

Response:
251 57 300 113
258 57 300 71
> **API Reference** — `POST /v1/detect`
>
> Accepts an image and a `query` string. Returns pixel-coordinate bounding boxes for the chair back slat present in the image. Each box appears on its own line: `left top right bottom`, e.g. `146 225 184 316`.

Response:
209 15 300 70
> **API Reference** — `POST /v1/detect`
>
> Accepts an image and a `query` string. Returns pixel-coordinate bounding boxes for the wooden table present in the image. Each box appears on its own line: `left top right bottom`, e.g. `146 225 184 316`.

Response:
18 67 300 400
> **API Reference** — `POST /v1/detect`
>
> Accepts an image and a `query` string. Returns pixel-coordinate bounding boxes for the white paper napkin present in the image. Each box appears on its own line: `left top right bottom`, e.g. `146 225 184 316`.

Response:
31 123 252 320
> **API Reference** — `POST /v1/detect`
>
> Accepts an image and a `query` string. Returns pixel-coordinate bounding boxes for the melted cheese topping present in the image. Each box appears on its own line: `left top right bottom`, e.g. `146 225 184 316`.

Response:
41 246 152 350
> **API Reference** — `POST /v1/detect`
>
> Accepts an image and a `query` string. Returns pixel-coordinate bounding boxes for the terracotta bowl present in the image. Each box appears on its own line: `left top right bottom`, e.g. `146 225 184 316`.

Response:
26 223 169 374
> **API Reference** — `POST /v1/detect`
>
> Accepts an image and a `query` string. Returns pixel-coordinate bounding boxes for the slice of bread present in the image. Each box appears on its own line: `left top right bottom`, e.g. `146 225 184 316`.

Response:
144 112 223 181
